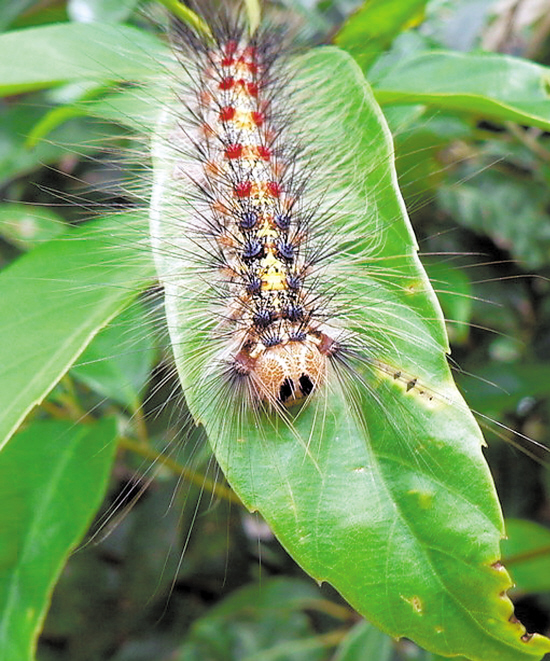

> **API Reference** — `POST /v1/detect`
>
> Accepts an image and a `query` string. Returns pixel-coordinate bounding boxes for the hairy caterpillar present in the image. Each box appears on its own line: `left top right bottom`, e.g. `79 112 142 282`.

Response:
157 15 337 408
1 1 550 660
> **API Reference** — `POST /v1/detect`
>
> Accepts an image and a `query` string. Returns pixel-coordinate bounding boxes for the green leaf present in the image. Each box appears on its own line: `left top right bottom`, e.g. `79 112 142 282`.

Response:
335 0 428 71
0 104 115 184
460 363 550 418
0 203 66 250
333 620 393 661
68 0 140 23
372 51 550 132
0 0 38 32
423 258 472 345
0 213 154 451
437 170 550 269
25 85 161 145
71 301 156 410
150 46 550 660
502 519 550 594
83 86 163 132
0 22 166 96
0 417 118 661
175 579 325 661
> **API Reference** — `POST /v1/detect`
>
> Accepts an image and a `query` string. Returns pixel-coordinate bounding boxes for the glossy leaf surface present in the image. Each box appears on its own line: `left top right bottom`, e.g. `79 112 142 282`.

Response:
0 22 164 96
372 51 550 131
0 418 118 661
0 214 153 450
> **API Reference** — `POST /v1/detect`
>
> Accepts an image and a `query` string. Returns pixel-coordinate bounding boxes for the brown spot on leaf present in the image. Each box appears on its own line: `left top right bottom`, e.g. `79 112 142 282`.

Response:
521 633 534 642
406 378 417 392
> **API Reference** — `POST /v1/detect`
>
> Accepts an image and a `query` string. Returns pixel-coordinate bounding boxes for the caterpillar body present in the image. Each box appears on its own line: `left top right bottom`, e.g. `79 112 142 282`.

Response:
150 9 450 426
164 21 336 408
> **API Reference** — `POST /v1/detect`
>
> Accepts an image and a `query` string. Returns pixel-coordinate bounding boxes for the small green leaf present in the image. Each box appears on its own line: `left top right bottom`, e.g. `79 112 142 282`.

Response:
335 0 428 71
333 620 393 661
0 417 118 661
68 0 140 24
0 22 166 96
0 203 66 250
175 579 325 661
502 519 550 594
0 213 153 451
372 51 550 132
71 301 156 409
151 45 550 660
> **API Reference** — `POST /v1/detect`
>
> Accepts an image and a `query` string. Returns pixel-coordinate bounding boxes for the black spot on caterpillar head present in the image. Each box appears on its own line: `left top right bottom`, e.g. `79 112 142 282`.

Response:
282 303 304 322
253 309 273 328
299 374 314 397
279 378 294 403
242 238 264 261
278 374 315 404
238 210 258 230
276 240 295 261
274 212 291 230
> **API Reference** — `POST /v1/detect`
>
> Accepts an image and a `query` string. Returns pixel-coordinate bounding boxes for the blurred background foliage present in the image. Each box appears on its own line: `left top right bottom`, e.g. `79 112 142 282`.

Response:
1 0 550 659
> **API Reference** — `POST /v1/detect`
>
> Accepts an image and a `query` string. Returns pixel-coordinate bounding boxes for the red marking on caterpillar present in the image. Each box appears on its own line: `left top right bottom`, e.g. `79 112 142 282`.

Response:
250 110 264 125
218 76 234 90
224 143 243 159
265 181 280 198
234 181 252 198
219 106 236 121
256 145 271 161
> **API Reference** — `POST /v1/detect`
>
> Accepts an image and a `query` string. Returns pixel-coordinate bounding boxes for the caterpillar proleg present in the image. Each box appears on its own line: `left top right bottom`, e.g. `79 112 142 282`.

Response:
1 1 550 660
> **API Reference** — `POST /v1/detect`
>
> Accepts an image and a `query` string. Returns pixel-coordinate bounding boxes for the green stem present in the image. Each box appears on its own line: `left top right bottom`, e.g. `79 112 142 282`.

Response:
157 0 213 40
118 435 242 505
504 544 550 566
243 0 262 35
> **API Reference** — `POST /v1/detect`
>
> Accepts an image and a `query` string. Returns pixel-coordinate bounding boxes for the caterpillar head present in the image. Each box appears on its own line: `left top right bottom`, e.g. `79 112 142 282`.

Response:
235 334 335 407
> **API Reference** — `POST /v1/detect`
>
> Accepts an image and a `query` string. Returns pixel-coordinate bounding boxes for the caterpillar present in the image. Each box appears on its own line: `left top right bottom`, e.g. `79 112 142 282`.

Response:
1 1 550 660
151 7 450 428
158 15 337 408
